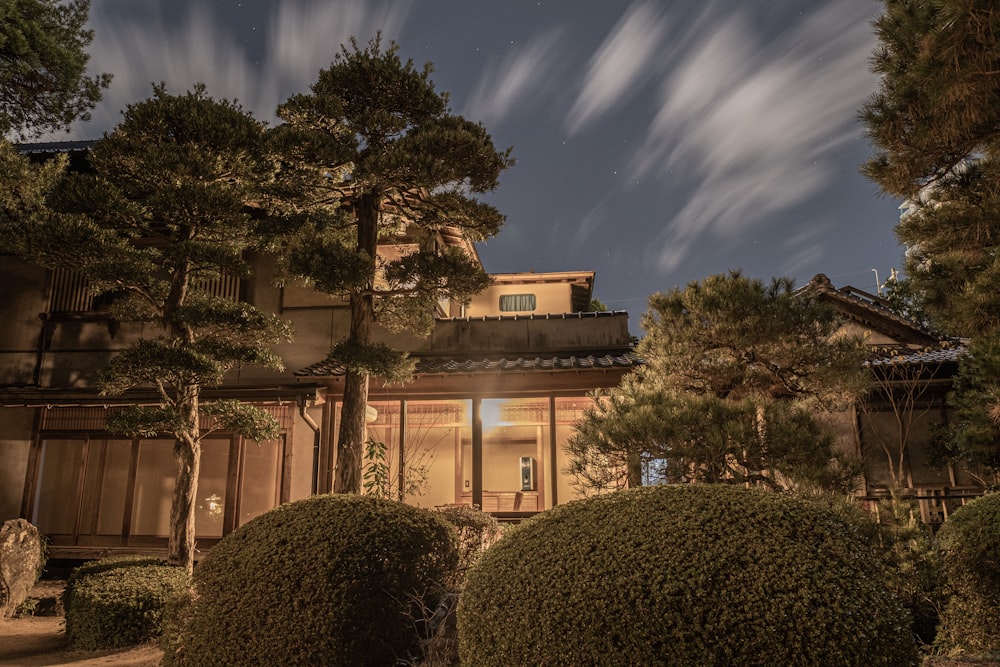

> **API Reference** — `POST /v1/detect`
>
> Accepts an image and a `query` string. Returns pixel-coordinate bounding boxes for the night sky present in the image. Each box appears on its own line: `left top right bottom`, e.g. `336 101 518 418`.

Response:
59 0 904 316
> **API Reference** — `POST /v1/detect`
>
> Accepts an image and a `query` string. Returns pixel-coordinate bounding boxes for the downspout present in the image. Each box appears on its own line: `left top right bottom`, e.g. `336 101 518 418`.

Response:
298 395 321 496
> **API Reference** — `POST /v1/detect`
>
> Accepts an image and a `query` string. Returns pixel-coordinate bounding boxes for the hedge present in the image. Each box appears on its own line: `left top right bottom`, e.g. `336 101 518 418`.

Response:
166 494 458 666
936 491 1000 652
458 484 917 666
64 555 189 650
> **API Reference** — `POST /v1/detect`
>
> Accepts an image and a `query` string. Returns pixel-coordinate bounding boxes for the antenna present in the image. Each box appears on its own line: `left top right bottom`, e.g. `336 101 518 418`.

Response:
871 268 881 295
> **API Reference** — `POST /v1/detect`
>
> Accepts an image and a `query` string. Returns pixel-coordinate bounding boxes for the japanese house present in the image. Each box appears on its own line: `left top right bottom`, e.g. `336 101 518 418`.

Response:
0 143 984 561
0 143 639 559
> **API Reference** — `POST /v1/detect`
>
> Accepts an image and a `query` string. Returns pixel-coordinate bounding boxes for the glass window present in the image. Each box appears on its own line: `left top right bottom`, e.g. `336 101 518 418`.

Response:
131 440 175 536
239 438 282 525
80 439 132 536
364 400 470 507
196 439 230 538
499 293 536 312
366 401 402 500
33 439 87 535
132 438 231 537
468 398 548 511
403 400 468 507
555 397 595 505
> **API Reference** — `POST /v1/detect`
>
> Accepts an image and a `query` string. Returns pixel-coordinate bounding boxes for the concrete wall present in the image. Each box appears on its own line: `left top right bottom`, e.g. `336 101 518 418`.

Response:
467 281 574 316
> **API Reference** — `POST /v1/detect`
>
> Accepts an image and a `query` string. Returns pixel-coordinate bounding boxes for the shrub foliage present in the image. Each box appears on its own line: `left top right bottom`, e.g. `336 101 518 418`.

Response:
435 505 504 586
458 485 917 666
64 555 190 650
167 494 458 666
936 491 1000 652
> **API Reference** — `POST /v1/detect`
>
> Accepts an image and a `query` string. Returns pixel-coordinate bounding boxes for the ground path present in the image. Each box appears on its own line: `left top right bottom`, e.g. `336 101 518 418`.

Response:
0 615 161 666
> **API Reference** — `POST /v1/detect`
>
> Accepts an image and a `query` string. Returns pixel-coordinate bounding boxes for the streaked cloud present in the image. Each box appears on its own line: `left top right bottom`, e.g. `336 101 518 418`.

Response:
778 223 826 278
565 200 606 254
566 2 667 134
464 29 563 126
630 1 877 273
72 0 409 137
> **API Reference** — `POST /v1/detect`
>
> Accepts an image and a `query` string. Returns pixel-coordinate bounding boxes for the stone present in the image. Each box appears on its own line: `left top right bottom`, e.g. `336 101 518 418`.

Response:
0 518 44 618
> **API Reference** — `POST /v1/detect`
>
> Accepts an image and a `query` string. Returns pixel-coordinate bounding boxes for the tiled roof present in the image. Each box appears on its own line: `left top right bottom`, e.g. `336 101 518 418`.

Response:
15 140 96 154
296 351 643 378
869 345 966 367
438 310 626 322
803 274 945 345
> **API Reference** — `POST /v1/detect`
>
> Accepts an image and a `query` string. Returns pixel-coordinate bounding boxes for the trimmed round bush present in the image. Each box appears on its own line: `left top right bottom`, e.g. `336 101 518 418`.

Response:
458 485 917 666
937 491 1000 652
169 494 458 667
64 555 190 650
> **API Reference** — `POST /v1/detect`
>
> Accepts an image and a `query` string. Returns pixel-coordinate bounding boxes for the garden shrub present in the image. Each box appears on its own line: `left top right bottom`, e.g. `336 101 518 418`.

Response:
167 494 458 667
435 505 504 585
458 484 917 667
872 491 943 646
936 491 1000 653
64 555 190 650
415 507 505 665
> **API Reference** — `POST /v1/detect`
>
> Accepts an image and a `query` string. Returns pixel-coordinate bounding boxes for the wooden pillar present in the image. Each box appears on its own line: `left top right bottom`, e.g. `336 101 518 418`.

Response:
472 398 483 510
398 399 406 502
549 395 558 508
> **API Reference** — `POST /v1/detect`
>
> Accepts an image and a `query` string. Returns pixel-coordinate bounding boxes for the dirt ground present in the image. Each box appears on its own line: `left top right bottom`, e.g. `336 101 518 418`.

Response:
0 580 162 667
0 615 162 667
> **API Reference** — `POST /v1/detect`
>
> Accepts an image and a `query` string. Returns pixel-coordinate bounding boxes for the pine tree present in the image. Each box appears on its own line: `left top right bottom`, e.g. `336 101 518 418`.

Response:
0 0 111 139
2 86 292 571
935 336 1000 484
267 36 512 494
861 0 1000 337
567 272 868 493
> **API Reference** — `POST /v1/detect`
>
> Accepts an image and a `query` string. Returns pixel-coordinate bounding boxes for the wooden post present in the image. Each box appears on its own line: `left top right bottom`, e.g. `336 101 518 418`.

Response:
472 398 483 510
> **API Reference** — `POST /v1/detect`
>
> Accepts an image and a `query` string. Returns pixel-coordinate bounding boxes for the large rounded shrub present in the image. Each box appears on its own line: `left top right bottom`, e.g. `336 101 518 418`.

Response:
64 555 190 650
458 485 916 666
169 494 458 667
936 491 1000 652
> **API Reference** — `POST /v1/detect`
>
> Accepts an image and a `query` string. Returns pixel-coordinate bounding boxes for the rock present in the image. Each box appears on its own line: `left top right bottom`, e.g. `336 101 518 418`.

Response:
0 518 44 618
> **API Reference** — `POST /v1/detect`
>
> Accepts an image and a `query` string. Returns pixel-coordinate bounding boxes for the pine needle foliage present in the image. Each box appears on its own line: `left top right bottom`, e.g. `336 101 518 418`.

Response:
2 85 292 571
267 35 512 493
566 272 868 493
861 0 1000 336
0 0 111 139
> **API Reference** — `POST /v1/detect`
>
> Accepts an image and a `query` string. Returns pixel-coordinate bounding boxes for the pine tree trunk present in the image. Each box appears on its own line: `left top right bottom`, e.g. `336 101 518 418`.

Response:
334 194 379 494
168 388 201 574
335 368 369 493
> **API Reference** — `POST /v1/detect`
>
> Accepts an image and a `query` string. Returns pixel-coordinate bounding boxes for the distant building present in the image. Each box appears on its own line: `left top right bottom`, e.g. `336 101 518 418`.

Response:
807 274 979 525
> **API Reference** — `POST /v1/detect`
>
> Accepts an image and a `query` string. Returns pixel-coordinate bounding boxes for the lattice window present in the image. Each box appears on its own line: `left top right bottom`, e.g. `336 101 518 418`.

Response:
41 404 292 431
47 268 242 313
193 273 242 301
47 268 96 312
